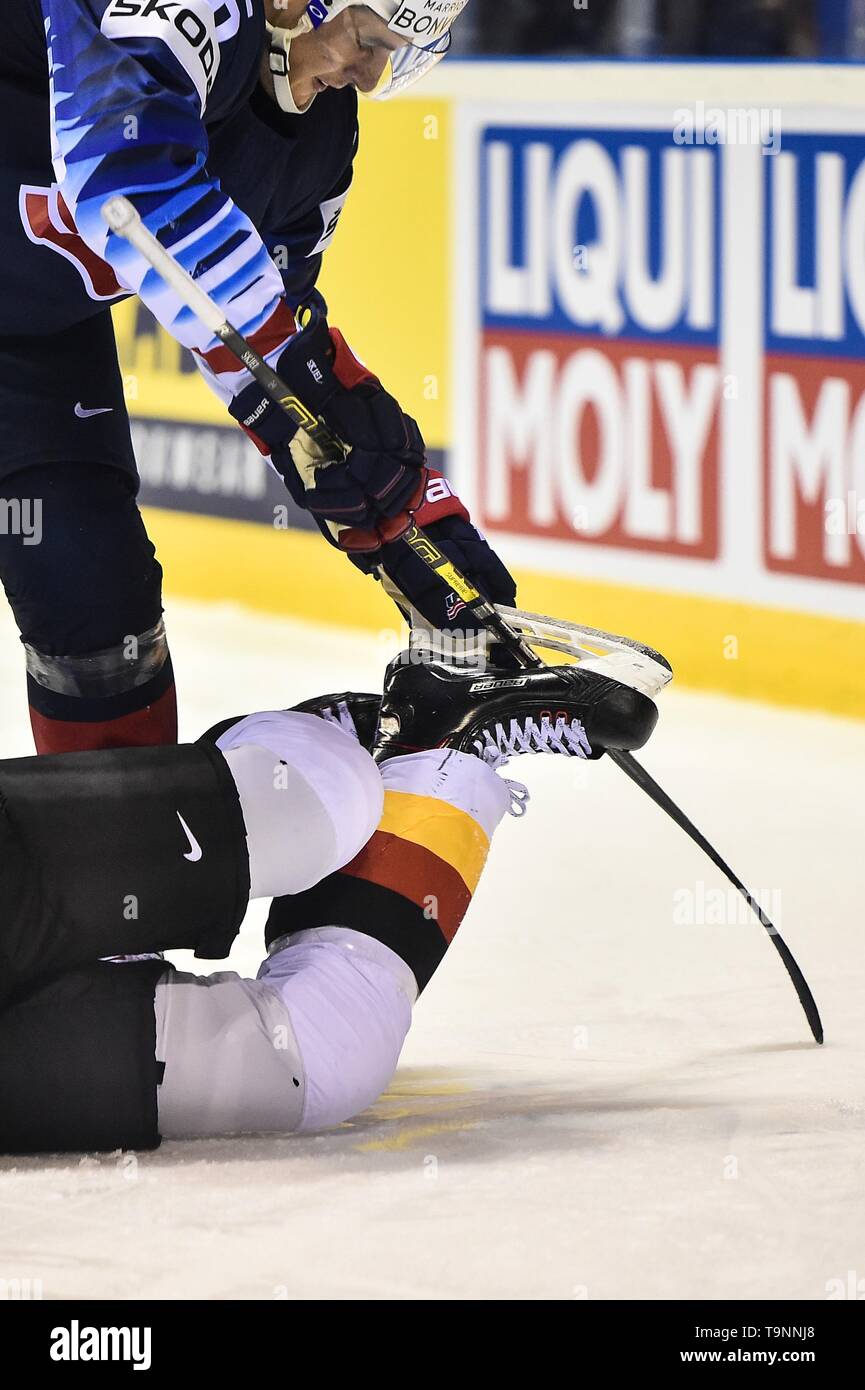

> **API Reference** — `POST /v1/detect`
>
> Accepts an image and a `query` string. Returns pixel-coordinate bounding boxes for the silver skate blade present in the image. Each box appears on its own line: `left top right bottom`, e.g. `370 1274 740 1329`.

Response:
494 605 674 699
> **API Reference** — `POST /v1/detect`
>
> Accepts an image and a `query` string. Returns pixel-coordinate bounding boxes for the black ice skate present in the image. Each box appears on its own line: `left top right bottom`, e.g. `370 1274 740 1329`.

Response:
291 691 381 751
202 692 381 753
374 653 660 765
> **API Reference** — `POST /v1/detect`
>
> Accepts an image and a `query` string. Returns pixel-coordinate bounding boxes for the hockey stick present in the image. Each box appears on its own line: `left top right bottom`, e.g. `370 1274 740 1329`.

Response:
102 195 822 1044
608 750 823 1044
495 607 823 1042
100 196 536 668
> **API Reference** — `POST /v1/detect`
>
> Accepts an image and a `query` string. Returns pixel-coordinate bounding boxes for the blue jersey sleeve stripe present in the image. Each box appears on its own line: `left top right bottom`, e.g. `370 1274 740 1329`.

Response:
43 0 290 381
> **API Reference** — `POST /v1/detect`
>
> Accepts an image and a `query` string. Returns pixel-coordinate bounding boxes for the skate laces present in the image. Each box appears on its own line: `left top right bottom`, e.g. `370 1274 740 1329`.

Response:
504 777 531 817
472 714 591 816
473 712 592 793
321 698 358 742
468 738 527 816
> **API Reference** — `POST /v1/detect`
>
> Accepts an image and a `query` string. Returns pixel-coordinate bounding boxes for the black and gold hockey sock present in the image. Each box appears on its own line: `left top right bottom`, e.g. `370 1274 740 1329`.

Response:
265 747 511 992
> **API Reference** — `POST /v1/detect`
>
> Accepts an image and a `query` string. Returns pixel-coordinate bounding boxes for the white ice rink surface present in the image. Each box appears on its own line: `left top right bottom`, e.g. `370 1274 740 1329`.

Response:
0 598 862 1301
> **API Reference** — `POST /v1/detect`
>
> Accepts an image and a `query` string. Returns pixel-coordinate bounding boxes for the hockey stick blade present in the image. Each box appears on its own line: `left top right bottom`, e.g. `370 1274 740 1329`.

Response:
608 749 823 1044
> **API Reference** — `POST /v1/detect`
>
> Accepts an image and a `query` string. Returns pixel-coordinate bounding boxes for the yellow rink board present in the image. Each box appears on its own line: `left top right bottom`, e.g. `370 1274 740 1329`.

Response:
143 506 865 721
315 98 451 452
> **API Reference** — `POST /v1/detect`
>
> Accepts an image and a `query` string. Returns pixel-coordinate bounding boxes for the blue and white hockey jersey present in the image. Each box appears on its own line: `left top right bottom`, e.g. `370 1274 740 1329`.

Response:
1 0 357 395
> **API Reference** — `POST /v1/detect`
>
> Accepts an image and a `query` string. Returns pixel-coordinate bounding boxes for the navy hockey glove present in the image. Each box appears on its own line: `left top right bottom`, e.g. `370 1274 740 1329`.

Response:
229 310 426 550
354 469 517 632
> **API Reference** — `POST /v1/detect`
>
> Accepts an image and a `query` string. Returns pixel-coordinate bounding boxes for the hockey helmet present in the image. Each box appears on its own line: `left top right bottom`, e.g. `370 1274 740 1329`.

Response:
268 2 469 111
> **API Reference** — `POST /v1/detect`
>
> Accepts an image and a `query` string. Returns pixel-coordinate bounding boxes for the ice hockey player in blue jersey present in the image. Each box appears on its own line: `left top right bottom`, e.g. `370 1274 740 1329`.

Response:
0 0 515 754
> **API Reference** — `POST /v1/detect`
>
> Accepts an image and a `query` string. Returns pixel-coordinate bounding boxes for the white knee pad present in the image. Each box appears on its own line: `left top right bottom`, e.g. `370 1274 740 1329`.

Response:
216 711 384 899
155 929 413 1139
258 928 415 1133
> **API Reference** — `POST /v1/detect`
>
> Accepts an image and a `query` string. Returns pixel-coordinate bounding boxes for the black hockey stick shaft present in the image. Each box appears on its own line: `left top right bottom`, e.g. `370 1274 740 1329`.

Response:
608 748 823 1044
101 196 540 670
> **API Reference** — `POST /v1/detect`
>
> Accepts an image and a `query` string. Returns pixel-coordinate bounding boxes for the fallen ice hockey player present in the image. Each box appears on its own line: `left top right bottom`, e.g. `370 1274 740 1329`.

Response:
0 654 657 1153
0 0 513 754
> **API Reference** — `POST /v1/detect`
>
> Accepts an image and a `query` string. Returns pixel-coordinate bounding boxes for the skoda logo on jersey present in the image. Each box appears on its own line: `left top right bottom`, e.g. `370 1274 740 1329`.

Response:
102 0 221 111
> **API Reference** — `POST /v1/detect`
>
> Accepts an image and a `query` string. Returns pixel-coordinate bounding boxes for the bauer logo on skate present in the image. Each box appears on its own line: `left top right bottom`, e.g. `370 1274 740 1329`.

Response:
476 127 722 557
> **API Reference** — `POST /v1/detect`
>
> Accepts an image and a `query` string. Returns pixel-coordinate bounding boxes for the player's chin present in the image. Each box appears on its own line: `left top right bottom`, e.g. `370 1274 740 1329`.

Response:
352 73 383 94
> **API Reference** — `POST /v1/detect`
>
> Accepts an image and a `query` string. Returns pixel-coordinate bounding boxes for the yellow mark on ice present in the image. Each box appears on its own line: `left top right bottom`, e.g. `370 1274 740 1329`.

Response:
356 1120 474 1153
383 1080 473 1098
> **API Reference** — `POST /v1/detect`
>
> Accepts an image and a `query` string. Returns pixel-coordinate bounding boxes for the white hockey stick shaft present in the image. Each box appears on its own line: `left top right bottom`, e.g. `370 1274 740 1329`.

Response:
101 195 326 438
102 195 228 337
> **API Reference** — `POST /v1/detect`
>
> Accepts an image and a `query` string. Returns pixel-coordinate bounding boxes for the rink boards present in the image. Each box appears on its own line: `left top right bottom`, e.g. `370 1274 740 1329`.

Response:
117 62 865 717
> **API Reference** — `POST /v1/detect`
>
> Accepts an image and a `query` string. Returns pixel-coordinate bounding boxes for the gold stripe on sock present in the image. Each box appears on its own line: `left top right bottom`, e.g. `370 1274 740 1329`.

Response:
377 790 490 894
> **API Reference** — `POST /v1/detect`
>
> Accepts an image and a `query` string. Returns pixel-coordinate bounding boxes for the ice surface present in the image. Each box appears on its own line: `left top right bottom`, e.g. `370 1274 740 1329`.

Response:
0 599 862 1300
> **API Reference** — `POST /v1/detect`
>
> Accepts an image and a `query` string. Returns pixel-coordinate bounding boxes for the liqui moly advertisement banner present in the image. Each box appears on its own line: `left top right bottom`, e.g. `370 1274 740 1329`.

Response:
452 87 865 621
764 132 865 589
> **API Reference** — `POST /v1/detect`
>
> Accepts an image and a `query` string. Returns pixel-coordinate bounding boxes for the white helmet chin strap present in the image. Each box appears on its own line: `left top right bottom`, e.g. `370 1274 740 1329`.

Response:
266 17 315 115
